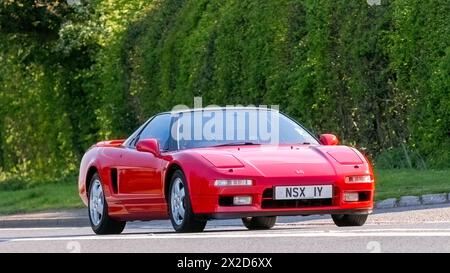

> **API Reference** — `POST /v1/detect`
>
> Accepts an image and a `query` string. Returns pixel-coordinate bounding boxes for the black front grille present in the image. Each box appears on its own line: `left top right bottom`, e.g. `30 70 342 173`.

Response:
358 191 371 202
218 196 234 206
261 188 333 209
262 188 274 198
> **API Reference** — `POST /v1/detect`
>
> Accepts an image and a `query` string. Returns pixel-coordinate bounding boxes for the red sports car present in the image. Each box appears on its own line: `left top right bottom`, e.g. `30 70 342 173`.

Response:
78 107 374 234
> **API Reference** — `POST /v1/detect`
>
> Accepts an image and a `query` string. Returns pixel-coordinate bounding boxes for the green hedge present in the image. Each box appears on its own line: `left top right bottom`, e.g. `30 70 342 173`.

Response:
0 0 449 180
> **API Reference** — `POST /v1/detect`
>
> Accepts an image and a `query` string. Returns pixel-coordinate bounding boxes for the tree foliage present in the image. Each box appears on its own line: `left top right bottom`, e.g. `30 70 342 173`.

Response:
0 0 449 180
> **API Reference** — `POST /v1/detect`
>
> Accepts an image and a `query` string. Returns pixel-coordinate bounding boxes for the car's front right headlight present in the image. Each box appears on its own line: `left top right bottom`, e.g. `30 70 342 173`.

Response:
214 179 253 187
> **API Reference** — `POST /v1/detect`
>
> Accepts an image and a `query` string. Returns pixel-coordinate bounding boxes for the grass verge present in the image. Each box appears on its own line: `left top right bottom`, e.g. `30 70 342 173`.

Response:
375 169 450 200
0 175 83 215
0 169 449 215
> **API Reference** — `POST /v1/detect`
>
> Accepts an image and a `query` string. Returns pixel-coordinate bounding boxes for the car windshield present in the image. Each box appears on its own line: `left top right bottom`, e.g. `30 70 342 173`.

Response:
172 109 318 150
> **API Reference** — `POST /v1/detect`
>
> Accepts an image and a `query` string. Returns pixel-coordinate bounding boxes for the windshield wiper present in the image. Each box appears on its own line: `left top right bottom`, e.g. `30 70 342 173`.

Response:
213 142 260 147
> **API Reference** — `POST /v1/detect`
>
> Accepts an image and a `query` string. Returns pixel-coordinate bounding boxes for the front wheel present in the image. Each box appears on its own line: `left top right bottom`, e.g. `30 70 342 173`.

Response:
242 216 277 230
332 214 368 227
88 174 126 235
169 170 207 232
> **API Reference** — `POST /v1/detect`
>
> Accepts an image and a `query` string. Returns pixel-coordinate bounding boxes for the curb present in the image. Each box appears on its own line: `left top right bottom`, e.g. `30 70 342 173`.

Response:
0 218 89 228
0 209 89 228
375 193 450 209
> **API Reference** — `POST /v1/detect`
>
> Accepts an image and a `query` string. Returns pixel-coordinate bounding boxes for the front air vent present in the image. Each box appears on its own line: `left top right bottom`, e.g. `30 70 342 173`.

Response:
110 168 118 194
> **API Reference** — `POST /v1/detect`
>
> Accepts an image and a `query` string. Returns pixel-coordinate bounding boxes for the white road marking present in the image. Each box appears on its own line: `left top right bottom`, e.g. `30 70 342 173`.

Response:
278 220 450 225
3 228 450 243
329 228 450 232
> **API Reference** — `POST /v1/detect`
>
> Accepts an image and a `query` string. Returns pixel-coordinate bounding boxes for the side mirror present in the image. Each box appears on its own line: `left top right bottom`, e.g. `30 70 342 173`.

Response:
136 139 160 156
319 134 339 146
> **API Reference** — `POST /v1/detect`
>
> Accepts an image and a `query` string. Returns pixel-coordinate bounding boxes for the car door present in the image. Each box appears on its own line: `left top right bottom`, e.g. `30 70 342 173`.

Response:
117 114 172 201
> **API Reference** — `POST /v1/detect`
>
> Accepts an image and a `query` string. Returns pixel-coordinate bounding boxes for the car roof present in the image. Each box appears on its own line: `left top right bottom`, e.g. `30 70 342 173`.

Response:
160 106 279 115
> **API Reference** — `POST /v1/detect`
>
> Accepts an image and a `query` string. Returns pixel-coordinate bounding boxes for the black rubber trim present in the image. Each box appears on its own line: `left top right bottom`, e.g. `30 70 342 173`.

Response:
201 209 372 220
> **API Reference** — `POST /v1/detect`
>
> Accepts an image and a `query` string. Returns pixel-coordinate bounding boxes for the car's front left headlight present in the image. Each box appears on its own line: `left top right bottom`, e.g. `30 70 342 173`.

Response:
345 175 373 183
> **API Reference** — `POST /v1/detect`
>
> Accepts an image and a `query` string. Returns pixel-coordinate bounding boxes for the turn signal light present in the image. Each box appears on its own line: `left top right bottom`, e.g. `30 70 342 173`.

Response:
344 192 359 202
233 196 252 205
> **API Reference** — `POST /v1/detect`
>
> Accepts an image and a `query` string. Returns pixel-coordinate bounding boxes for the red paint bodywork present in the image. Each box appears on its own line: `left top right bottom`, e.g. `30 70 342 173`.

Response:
78 139 375 221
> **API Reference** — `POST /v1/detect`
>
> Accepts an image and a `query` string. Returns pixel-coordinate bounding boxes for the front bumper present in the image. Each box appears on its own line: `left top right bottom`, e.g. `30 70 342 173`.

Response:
190 183 374 219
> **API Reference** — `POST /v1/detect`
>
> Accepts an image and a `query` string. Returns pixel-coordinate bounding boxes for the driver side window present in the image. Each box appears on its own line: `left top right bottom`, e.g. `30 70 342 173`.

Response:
135 114 172 151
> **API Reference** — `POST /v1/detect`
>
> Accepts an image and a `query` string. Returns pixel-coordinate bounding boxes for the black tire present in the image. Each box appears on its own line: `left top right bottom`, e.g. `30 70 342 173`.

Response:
88 173 126 235
332 214 368 227
168 170 207 232
242 216 277 230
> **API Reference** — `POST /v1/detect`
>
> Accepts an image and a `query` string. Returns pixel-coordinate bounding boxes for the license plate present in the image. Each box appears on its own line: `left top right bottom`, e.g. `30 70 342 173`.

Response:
274 185 333 200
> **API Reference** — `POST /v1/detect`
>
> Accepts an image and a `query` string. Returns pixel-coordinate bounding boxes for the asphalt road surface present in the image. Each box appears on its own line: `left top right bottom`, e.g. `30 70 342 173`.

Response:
1 204 450 253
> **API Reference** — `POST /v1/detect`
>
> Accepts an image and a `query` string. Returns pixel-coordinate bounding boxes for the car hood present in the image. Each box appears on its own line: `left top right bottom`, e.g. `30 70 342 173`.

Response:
194 145 364 178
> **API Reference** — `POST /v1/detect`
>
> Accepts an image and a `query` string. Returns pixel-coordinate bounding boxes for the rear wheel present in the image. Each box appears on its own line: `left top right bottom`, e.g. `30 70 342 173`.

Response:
332 214 368 227
242 216 277 230
169 170 207 232
88 174 126 235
